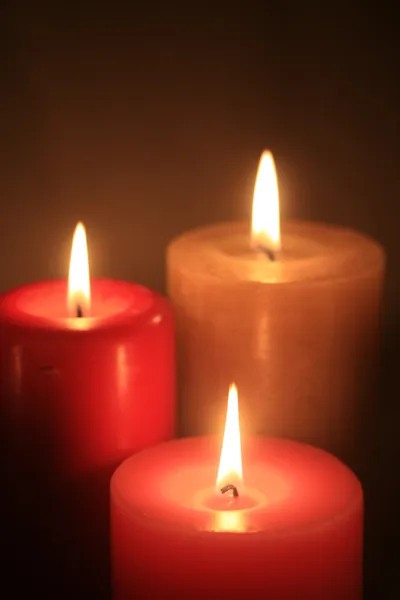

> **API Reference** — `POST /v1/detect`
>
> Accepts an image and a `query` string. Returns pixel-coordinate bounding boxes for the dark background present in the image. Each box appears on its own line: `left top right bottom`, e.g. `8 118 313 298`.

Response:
0 2 398 598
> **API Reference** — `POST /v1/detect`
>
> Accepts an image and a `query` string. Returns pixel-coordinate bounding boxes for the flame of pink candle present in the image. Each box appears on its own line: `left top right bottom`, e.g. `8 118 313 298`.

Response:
216 383 243 493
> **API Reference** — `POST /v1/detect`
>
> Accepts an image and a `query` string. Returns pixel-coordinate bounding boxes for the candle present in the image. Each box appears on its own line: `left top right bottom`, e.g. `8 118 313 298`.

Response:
0 223 175 598
167 152 385 461
111 385 363 600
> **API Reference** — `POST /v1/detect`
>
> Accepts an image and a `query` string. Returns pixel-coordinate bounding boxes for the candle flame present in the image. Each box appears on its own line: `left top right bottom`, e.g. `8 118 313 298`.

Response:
216 384 243 489
68 222 91 317
251 150 281 255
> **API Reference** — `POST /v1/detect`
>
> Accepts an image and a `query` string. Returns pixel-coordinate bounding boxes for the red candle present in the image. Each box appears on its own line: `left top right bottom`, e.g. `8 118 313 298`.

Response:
0 223 175 598
111 385 363 600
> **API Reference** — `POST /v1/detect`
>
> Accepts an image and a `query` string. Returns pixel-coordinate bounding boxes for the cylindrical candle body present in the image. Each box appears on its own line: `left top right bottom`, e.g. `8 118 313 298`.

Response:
111 437 363 600
167 221 385 463
0 279 175 599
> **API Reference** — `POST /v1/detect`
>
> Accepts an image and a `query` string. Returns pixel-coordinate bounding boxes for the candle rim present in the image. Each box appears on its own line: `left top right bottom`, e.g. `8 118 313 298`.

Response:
0 278 166 332
167 219 385 284
111 435 363 537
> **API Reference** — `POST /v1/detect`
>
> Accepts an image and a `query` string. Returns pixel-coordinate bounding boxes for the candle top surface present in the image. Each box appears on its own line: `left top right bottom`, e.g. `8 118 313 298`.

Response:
0 279 161 330
111 436 362 536
167 220 384 283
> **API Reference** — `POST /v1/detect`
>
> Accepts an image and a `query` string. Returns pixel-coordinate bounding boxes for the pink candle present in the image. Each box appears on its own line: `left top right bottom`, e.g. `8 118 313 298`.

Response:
111 386 363 600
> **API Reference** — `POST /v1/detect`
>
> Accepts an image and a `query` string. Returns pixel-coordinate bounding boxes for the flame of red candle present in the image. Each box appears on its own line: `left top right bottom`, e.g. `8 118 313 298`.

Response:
68 222 91 318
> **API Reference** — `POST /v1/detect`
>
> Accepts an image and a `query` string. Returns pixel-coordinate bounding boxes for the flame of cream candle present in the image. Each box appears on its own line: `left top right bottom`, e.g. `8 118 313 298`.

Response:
251 150 281 257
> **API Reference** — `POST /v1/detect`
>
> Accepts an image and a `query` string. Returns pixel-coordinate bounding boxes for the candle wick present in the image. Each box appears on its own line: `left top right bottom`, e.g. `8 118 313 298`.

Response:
76 304 83 318
254 245 276 261
220 484 239 498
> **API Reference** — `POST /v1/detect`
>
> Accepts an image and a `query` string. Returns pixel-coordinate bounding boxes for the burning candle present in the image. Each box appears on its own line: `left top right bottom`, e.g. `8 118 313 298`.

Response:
111 385 363 600
0 222 175 599
167 152 385 462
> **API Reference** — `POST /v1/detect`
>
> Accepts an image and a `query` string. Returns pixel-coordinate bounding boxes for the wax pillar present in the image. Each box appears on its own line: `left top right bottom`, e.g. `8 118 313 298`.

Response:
0 279 175 599
167 220 385 462
111 436 363 600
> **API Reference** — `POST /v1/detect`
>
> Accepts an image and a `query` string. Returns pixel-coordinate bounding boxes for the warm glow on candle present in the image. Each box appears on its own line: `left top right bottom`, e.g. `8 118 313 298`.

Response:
215 509 245 532
68 222 91 318
251 150 281 256
216 383 243 489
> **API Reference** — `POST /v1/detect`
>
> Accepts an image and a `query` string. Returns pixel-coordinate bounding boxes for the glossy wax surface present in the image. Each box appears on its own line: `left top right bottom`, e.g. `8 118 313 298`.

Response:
0 278 175 476
167 220 385 461
111 436 363 600
0 278 175 599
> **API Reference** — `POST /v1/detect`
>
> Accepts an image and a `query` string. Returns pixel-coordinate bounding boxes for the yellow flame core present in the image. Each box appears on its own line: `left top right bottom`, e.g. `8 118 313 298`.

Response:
68 222 91 317
216 384 243 489
251 150 281 253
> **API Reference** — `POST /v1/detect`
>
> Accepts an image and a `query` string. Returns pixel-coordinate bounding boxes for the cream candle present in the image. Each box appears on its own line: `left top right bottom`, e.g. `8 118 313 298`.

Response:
167 152 385 459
